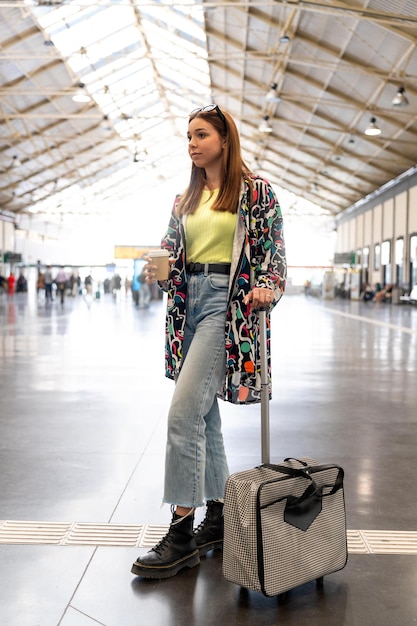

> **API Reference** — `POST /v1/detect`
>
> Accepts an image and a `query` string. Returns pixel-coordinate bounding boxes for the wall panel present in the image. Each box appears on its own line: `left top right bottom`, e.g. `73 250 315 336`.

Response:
337 221 349 252
394 192 407 239
383 198 394 240
364 210 372 246
409 186 417 232
349 217 356 251
4 222 14 250
373 204 382 242
356 213 364 247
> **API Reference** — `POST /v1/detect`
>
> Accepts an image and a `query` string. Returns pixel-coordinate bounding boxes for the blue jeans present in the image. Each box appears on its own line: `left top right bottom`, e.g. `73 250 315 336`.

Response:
163 273 230 508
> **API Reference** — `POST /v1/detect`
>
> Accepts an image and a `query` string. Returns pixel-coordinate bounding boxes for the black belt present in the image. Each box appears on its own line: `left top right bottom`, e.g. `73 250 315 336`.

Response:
186 262 231 275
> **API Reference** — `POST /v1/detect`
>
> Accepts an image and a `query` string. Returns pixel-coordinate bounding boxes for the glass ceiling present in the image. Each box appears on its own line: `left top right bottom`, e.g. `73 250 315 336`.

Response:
27 0 212 218
21 0 330 253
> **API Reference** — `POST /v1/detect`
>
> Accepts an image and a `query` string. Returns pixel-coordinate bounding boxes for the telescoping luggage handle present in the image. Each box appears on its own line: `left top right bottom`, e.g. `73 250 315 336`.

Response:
258 310 345 494
259 307 270 464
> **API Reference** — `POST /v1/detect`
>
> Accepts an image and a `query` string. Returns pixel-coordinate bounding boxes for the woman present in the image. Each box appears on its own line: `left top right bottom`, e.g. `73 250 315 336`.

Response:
131 105 286 579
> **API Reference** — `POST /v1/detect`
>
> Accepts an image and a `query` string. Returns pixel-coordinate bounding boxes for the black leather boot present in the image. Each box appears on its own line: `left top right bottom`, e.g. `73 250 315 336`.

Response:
131 509 200 579
194 500 224 556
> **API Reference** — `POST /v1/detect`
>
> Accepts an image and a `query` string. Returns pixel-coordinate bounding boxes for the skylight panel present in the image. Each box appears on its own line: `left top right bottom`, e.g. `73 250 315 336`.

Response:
30 2 82 29
95 28 142 57
35 6 106 55
143 17 206 57
140 0 205 43
72 6 135 43
81 54 150 91
72 29 141 71
157 57 209 88
35 5 137 66
25 0 212 206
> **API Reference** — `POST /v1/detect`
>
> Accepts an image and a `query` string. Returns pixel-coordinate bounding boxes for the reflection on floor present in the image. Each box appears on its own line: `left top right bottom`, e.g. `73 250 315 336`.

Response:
0 290 416 626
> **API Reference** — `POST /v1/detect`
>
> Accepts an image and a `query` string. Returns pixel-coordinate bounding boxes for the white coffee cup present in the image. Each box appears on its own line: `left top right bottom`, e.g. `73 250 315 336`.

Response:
149 249 170 281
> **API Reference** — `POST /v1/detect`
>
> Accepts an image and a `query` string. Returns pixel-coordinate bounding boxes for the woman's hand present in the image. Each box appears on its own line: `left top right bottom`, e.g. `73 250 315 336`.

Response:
142 256 157 283
143 255 174 283
243 287 274 309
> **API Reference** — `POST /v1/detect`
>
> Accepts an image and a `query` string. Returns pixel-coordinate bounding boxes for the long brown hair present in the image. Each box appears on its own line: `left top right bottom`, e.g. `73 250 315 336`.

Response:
176 107 253 216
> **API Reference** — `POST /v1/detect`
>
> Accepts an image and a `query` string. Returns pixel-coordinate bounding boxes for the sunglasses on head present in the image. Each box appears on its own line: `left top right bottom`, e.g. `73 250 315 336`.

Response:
189 104 227 130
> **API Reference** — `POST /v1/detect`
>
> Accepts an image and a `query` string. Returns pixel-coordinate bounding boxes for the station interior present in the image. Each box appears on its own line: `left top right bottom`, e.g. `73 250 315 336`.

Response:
1 2 417 626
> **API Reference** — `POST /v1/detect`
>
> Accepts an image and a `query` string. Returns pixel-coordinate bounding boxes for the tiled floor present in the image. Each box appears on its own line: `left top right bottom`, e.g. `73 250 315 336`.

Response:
1 288 416 626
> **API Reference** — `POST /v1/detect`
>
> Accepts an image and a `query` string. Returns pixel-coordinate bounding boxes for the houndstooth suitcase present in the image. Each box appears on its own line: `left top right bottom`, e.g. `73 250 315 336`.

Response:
222 310 348 597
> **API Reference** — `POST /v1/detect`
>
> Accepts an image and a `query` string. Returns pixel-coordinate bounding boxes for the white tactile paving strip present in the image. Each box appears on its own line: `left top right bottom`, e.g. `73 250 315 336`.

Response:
0 521 417 554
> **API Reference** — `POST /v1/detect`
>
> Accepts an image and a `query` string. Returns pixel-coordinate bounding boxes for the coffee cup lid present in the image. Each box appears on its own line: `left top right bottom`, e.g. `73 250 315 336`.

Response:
149 249 169 257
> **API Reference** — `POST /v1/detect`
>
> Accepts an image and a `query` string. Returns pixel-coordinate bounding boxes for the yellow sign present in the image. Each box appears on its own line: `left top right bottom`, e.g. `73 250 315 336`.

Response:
114 246 159 260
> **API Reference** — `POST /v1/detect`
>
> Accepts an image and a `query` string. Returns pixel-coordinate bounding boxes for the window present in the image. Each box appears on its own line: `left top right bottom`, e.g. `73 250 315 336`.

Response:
395 238 403 286
381 240 391 284
410 235 417 287
362 246 370 283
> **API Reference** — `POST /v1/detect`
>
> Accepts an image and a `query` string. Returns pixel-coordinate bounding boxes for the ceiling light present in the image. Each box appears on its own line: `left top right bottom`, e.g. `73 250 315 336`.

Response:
102 114 112 131
12 155 22 167
392 86 409 107
279 35 291 44
364 117 381 136
72 83 91 103
265 83 281 103
259 115 273 133
133 149 147 163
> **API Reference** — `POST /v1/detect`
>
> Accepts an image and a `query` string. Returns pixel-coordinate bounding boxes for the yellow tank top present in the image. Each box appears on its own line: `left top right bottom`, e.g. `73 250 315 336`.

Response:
186 189 237 263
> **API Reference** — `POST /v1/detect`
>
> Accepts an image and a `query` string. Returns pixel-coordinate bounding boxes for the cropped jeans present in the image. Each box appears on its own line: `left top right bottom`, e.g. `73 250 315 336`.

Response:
163 272 230 508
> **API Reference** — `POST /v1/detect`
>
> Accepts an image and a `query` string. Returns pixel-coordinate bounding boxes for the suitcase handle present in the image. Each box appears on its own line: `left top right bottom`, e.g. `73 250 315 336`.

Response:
278 481 339 506
259 466 344 532
261 463 311 480
261 462 345 497
306 464 344 496
284 457 309 467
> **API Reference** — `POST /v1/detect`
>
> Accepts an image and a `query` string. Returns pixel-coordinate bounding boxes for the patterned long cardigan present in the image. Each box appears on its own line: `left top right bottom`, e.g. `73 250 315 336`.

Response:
160 175 287 404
